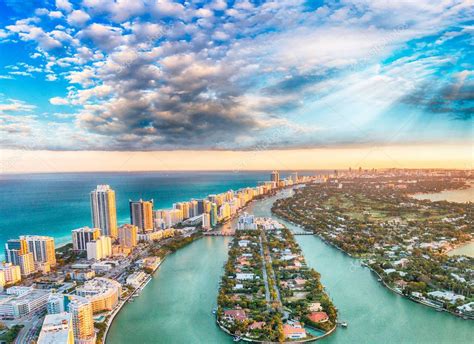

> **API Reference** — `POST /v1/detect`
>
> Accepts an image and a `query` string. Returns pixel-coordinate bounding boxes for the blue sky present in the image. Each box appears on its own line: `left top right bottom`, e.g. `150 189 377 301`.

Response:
0 0 472 152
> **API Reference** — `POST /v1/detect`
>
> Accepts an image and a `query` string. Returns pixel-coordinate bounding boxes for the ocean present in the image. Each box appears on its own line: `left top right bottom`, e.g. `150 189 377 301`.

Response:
0 171 313 258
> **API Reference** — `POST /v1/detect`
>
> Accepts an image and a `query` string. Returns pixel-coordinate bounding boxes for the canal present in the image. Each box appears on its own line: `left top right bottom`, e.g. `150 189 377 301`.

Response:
107 189 473 344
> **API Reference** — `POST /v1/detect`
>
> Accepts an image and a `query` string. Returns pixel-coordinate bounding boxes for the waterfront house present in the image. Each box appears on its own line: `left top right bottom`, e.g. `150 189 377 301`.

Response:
224 309 247 322
248 321 265 330
283 323 307 340
308 311 329 323
308 302 322 312
236 273 254 280
428 291 465 304
294 278 306 287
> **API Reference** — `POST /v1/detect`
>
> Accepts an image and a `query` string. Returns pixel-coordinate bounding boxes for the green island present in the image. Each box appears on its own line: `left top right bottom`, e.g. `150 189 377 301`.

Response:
217 218 337 342
272 175 473 318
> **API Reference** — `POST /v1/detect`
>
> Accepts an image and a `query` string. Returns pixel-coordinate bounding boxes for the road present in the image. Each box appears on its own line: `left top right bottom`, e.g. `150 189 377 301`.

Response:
14 315 42 344
258 235 271 305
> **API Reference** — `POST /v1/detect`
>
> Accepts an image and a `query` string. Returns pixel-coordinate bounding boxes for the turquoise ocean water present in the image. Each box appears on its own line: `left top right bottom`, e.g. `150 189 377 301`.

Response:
0 171 309 258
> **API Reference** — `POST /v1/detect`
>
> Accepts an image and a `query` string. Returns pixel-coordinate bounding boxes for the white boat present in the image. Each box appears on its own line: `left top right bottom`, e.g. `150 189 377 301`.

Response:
233 336 241 342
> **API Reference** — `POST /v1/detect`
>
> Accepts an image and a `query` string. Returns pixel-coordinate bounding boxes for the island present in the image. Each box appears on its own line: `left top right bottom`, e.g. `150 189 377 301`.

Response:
216 216 337 342
272 173 473 319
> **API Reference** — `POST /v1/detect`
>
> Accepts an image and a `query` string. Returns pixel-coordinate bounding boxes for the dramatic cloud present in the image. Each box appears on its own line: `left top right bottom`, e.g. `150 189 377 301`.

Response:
0 0 473 151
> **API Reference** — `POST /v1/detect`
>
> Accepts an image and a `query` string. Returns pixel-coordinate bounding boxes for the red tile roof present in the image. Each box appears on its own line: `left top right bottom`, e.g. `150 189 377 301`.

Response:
224 309 247 321
308 311 329 323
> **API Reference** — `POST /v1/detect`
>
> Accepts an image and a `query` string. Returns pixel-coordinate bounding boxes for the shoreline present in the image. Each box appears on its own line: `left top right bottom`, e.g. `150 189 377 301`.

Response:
408 183 473 204
271 216 473 321
103 187 293 343
445 240 474 258
102 257 165 343
216 221 337 342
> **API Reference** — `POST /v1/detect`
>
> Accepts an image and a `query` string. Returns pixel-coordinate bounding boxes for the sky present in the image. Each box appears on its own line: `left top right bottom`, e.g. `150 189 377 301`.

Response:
0 0 472 172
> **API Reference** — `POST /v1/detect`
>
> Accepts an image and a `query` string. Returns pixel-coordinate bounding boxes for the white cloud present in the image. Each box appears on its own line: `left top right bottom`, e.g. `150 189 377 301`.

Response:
49 11 64 19
67 10 91 27
78 23 124 51
49 97 69 105
6 21 62 50
152 0 186 19
56 0 73 13
0 99 36 113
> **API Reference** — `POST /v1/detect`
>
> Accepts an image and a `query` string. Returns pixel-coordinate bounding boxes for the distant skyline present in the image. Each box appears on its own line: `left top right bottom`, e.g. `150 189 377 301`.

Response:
1 143 471 173
0 1 472 172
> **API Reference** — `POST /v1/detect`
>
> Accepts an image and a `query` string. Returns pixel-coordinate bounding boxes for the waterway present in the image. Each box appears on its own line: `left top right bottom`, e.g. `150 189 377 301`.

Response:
447 242 474 258
411 185 474 203
411 185 473 258
107 189 473 344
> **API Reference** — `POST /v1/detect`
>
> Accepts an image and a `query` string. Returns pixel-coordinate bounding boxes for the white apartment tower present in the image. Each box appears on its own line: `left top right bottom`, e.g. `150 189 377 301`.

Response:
90 185 118 238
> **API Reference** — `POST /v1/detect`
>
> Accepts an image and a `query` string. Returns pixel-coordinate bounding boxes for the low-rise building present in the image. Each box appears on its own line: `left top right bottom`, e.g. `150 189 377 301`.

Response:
126 271 148 289
76 277 121 313
0 287 49 318
283 322 307 340
37 312 74 344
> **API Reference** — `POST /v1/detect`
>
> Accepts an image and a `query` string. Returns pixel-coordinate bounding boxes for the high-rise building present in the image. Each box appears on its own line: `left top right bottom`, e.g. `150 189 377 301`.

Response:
67 296 96 344
129 199 154 233
86 236 112 260
0 270 5 288
189 200 198 217
154 209 183 228
4 238 28 264
210 203 218 227
21 235 56 267
219 203 231 221
197 199 205 215
174 202 190 219
72 227 101 251
118 224 138 249
271 171 280 183
4 239 36 276
47 293 67 314
76 277 121 313
202 213 211 231
18 252 35 276
37 312 74 344
90 185 118 238
0 263 21 284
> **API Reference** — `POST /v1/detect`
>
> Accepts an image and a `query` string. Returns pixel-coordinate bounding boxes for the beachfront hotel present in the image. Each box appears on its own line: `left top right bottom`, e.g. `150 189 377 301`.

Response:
129 199 154 232
0 263 21 285
20 235 57 267
86 236 112 261
4 238 36 277
75 277 121 313
72 227 101 252
271 170 280 183
90 185 118 238
118 224 138 249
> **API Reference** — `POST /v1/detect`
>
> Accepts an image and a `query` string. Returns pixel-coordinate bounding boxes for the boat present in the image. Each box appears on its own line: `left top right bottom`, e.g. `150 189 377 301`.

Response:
377 278 382 282
341 322 348 328
212 308 217 315
233 336 241 342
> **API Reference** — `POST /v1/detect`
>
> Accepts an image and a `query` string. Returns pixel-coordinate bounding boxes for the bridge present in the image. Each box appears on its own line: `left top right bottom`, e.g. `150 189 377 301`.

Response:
203 232 235 236
203 231 313 236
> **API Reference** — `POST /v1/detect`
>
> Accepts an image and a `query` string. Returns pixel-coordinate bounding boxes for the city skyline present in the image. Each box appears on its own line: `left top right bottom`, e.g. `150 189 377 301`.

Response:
0 1 472 173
